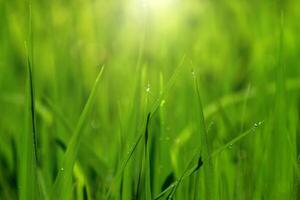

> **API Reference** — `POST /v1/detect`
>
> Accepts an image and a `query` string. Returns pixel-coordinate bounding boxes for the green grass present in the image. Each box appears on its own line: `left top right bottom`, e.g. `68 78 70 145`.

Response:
1 0 300 199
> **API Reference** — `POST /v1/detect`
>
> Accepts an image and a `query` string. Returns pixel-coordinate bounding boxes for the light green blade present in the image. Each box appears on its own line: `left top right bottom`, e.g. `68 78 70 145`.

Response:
51 67 104 200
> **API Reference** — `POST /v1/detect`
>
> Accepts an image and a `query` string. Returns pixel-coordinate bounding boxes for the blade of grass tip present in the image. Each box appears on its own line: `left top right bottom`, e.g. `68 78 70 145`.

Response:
192 68 214 200
19 2 39 196
192 68 209 157
132 113 151 200
27 0 36 162
28 56 38 165
154 121 264 200
127 113 151 200
51 66 104 200
150 55 186 117
19 43 39 200
144 113 152 200
144 113 150 150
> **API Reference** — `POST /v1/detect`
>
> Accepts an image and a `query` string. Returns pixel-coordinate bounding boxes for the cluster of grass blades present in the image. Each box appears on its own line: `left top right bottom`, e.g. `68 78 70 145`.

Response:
20 45 265 200
2 0 300 199
21 8 106 195
154 120 264 200
51 67 104 200
21 56 105 200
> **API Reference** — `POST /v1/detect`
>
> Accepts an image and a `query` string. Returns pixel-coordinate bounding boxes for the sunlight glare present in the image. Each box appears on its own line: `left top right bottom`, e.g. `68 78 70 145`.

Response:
142 0 175 12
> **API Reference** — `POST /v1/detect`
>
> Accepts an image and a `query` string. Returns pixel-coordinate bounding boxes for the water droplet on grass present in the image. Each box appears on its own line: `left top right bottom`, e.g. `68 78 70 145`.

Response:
91 120 100 129
146 83 151 93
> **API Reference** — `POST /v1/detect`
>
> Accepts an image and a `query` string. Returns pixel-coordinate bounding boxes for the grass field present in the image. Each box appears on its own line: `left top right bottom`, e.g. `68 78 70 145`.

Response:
1 0 300 199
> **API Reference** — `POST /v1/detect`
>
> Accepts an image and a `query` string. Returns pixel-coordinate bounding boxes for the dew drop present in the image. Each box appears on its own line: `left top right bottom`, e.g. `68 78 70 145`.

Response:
91 120 100 129
146 83 151 93
191 69 195 76
60 167 64 171
228 144 233 149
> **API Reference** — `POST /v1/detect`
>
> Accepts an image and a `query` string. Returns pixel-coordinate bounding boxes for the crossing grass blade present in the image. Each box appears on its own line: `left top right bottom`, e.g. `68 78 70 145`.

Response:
19 0 40 196
51 67 104 200
154 121 264 200
19 48 39 200
106 57 185 198
192 70 215 200
150 55 186 116
144 113 152 200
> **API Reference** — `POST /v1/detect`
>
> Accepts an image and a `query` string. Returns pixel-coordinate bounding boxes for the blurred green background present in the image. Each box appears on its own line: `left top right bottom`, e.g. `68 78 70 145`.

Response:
1 0 300 199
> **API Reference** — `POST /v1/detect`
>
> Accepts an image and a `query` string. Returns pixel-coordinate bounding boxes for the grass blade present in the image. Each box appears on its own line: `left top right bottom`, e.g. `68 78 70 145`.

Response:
150 55 186 116
19 0 39 196
19 47 39 200
51 67 104 200
154 122 263 200
192 70 215 199
106 57 185 198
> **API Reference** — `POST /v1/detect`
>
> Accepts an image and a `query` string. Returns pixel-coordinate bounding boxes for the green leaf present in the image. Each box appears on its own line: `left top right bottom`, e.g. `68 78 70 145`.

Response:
19 46 39 200
51 67 104 200
154 122 263 200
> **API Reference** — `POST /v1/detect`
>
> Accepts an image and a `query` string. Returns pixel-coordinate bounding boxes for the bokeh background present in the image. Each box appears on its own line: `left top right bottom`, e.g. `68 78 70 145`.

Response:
1 0 300 199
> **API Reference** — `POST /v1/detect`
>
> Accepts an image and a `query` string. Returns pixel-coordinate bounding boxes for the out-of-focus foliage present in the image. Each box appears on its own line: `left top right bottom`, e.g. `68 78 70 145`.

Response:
0 0 300 199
